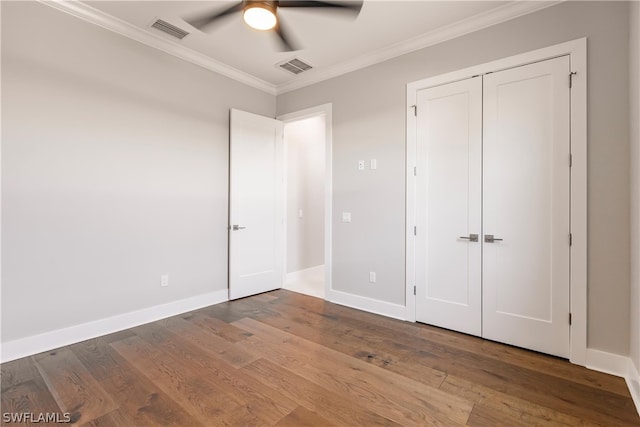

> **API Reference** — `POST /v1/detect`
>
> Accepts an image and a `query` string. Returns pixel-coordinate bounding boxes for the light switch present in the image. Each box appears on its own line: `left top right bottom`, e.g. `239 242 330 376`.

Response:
358 160 365 171
370 159 377 170
342 212 351 223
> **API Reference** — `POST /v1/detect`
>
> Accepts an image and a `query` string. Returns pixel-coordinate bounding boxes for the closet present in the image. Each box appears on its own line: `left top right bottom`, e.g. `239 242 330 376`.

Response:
414 56 571 358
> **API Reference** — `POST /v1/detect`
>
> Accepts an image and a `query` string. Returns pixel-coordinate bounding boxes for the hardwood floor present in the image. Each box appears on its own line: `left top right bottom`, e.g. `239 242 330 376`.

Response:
2 289 639 426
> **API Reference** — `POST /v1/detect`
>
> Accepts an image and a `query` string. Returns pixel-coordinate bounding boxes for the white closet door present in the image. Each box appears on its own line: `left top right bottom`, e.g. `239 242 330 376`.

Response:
482 56 571 358
415 77 483 336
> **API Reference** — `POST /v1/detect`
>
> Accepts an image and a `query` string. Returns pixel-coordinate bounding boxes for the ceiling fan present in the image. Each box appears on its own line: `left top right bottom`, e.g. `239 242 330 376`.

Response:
184 1 364 52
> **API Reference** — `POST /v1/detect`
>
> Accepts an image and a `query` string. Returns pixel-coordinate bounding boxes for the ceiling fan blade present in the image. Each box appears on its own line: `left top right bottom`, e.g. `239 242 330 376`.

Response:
184 2 245 31
274 20 299 52
277 1 363 15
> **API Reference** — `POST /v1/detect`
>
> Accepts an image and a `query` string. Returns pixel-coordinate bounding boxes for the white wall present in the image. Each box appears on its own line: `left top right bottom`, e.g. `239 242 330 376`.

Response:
1 1 274 343
630 0 640 375
277 1 632 355
285 116 325 273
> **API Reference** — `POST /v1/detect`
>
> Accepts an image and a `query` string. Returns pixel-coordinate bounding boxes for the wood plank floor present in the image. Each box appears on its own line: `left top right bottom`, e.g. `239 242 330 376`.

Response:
2 290 639 426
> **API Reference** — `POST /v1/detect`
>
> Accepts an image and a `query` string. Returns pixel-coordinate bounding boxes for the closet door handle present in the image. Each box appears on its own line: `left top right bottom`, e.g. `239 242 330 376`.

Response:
459 234 479 242
484 234 503 243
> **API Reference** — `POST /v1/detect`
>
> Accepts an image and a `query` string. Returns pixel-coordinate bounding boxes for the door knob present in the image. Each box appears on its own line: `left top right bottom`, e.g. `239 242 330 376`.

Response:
484 234 503 243
459 234 479 242
231 225 246 231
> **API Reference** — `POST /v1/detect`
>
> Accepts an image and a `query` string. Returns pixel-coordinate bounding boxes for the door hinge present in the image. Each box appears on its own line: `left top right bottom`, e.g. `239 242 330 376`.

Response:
569 71 577 88
569 154 573 167
569 233 573 246
411 105 417 116
569 313 572 325
413 286 416 295
413 166 417 176
414 226 417 236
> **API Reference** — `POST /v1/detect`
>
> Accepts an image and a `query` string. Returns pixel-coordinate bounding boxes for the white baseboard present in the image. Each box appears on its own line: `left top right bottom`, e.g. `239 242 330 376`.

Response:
585 348 631 377
326 288 409 321
0 289 228 363
285 265 324 285
585 348 640 417
284 265 325 299
628 359 640 416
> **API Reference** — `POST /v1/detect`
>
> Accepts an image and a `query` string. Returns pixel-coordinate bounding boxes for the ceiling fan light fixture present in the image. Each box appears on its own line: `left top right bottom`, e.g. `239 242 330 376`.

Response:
243 3 277 31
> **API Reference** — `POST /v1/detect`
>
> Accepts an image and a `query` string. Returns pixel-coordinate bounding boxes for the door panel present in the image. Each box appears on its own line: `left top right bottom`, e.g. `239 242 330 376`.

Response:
482 56 570 357
415 77 483 336
229 109 284 300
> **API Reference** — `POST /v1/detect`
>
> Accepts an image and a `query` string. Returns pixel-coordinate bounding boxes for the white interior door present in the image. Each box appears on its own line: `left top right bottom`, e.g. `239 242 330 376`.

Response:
482 56 571 357
229 109 284 300
415 77 483 336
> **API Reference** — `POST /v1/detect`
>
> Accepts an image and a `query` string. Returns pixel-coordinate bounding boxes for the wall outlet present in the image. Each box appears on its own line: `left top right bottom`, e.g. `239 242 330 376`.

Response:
161 274 169 287
369 272 376 283
342 212 352 223
358 160 365 171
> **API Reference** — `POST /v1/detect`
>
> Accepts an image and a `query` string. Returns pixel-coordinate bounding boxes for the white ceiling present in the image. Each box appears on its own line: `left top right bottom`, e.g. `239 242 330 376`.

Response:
63 1 559 93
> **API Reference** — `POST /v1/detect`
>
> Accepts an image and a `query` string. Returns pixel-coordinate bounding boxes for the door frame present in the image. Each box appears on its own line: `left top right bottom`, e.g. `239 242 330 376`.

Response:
277 103 333 299
405 38 587 365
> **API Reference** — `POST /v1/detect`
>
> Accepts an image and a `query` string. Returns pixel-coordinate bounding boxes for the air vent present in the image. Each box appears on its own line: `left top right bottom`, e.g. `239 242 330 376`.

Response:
279 58 313 75
151 19 189 40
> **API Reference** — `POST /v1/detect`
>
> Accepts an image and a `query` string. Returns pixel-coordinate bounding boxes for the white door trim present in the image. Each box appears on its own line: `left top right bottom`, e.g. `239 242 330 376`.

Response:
277 104 333 300
406 38 587 366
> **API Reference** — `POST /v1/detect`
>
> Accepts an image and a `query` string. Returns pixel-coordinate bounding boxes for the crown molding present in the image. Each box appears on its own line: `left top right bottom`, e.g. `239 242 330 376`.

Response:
37 1 562 97
38 0 277 95
275 1 563 95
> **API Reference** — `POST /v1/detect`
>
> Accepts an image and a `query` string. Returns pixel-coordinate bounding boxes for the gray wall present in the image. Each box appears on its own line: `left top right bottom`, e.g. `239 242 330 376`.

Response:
285 117 325 273
277 1 632 355
630 0 640 372
1 1 274 342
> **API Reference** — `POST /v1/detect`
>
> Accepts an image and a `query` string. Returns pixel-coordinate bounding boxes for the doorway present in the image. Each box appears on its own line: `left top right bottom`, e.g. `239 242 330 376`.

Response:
278 104 333 300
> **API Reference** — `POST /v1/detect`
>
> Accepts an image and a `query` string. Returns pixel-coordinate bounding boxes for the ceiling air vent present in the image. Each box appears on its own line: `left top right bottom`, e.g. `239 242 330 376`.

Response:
151 19 190 40
279 58 313 75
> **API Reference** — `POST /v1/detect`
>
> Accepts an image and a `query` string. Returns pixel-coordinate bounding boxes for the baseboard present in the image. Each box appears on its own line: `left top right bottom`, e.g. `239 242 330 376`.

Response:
628 359 640 416
585 348 631 377
326 288 409 321
284 265 325 299
0 289 229 363
585 348 640 417
285 265 324 285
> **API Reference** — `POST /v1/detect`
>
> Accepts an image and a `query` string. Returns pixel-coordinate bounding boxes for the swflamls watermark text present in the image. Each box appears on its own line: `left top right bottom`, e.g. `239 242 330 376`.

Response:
2 412 71 423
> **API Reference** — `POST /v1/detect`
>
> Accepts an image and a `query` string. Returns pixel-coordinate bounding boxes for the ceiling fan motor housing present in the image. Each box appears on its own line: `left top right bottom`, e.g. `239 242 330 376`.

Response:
185 0 363 51
244 1 278 30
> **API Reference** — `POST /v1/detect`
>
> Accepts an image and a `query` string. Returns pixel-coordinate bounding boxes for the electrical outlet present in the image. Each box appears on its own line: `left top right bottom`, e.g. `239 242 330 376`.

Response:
369 272 376 283
161 274 169 287
358 160 365 171
342 212 351 223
